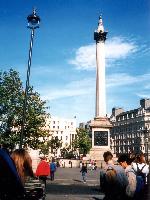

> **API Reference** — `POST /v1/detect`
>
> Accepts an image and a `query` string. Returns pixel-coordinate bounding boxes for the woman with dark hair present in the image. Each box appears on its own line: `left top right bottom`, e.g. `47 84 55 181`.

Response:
11 149 45 200
132 152 149 184
11 149 34 183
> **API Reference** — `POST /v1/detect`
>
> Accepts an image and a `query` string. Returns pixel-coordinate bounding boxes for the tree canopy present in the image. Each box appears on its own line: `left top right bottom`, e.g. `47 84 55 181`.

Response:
72 128 92 156
0 69 49 151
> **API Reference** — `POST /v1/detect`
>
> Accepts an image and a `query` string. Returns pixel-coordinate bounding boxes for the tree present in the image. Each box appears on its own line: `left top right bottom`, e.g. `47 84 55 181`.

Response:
72 128 92 157
39 136 62 156
49 136 62 155
0 69 49 151
60 146 76 159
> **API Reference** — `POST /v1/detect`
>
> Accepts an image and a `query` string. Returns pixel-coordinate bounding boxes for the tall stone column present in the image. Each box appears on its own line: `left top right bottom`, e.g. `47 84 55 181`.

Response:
95 15 107 118
89 16 112 161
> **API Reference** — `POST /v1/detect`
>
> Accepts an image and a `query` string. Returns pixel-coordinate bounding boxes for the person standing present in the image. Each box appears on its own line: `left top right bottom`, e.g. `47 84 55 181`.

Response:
132 153 149 185
50 159 56 181
132 152 149 200
118 154 137 199
36 156 50 187
100 151 128 200
80 163 87 183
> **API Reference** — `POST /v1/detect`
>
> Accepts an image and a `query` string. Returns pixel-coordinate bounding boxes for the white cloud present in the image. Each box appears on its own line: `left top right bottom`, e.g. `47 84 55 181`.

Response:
106 37 137 59
106 73 139 87
40 78 95 101
68 36 138 70
69 44 96 70
39 72 150 102
106 73 150 87
135 93 150 99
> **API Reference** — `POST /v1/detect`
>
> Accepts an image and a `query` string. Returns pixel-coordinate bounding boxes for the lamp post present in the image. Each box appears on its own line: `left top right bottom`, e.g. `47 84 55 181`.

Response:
20 8 40 148
145 138 149 162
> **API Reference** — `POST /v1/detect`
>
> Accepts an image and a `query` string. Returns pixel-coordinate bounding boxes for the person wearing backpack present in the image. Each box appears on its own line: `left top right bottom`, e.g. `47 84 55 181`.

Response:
100 151 128 200
118 154 137 199
132 153 149 200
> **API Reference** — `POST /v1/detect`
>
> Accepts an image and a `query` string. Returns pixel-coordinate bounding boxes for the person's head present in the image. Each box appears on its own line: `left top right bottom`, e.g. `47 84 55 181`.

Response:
40 156 46 160
117 154 132 169
103 151 113 163
134 152 146 164
11 149 34 183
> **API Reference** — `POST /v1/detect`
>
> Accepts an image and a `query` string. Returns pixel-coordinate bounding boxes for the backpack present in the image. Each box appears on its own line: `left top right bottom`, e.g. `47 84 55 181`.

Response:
100 166 127 200
134 163 146 193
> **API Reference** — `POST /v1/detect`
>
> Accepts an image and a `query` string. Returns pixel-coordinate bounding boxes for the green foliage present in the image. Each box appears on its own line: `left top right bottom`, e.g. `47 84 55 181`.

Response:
49 136 62 154
60 146 76 159
39 136 62 156
0 69 49 150
72 128 92 156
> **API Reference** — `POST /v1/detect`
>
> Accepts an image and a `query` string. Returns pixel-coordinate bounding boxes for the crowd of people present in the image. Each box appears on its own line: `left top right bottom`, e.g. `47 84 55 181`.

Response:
100 151 149 200
0 147 149 200
0 148 57 200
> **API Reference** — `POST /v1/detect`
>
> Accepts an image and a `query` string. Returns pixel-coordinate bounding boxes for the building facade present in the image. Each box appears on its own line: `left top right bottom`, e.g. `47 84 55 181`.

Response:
110 99 150 161
44 115 77 157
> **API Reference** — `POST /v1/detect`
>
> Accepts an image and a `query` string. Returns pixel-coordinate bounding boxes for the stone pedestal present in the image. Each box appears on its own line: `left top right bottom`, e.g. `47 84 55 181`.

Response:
89 117 112 161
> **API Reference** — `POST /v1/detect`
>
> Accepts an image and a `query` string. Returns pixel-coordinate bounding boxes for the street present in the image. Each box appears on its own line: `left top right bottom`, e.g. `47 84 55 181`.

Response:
46 167 104 200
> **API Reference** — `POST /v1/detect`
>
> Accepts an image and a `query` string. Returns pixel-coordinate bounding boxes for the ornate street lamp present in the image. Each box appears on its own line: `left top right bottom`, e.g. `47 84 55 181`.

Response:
20 8 40 148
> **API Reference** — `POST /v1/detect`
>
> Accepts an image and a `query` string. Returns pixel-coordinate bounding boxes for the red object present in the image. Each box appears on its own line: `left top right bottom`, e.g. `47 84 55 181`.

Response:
35 160 50 176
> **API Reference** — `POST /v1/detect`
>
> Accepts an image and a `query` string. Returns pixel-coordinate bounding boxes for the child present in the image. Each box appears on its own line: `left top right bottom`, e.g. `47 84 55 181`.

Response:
80 163 87 183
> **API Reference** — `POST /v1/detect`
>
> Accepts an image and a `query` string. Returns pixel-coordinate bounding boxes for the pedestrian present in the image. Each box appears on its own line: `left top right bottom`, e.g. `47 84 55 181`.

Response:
35 156 50 187
80 162 87 183
50 158 56 181
132 152 149 185
11 149 45 200
79 161 82 168
118 154 137 199
131 152 149 200
88 160 92 170
94 160 97 170
92 160 95 170
100 151 128 200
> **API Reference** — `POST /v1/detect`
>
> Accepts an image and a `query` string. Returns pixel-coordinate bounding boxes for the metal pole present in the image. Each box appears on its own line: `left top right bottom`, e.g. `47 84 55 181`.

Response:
147 142 149 162
20 28 35 149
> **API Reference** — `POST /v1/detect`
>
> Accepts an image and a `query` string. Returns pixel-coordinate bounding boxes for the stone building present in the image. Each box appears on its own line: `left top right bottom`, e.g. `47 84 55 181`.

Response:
110 99 150 161
44 115 77 157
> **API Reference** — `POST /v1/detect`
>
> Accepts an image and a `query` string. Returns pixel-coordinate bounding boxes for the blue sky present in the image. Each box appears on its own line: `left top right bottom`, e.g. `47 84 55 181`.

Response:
0 0 150 125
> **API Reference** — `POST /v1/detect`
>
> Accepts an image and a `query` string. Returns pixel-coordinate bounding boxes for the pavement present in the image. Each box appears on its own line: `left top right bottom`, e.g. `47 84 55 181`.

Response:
45 167 104 200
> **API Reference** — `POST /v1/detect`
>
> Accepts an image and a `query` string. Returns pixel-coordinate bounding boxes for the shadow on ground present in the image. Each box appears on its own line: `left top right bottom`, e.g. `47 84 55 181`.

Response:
46 183 100 195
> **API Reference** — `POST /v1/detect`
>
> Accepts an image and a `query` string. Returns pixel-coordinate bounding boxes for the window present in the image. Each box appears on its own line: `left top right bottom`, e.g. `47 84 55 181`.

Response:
66 136 68 140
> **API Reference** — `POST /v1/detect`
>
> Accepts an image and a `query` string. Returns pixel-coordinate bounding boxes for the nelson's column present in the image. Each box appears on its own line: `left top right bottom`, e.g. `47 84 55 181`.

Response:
90 16 112 161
